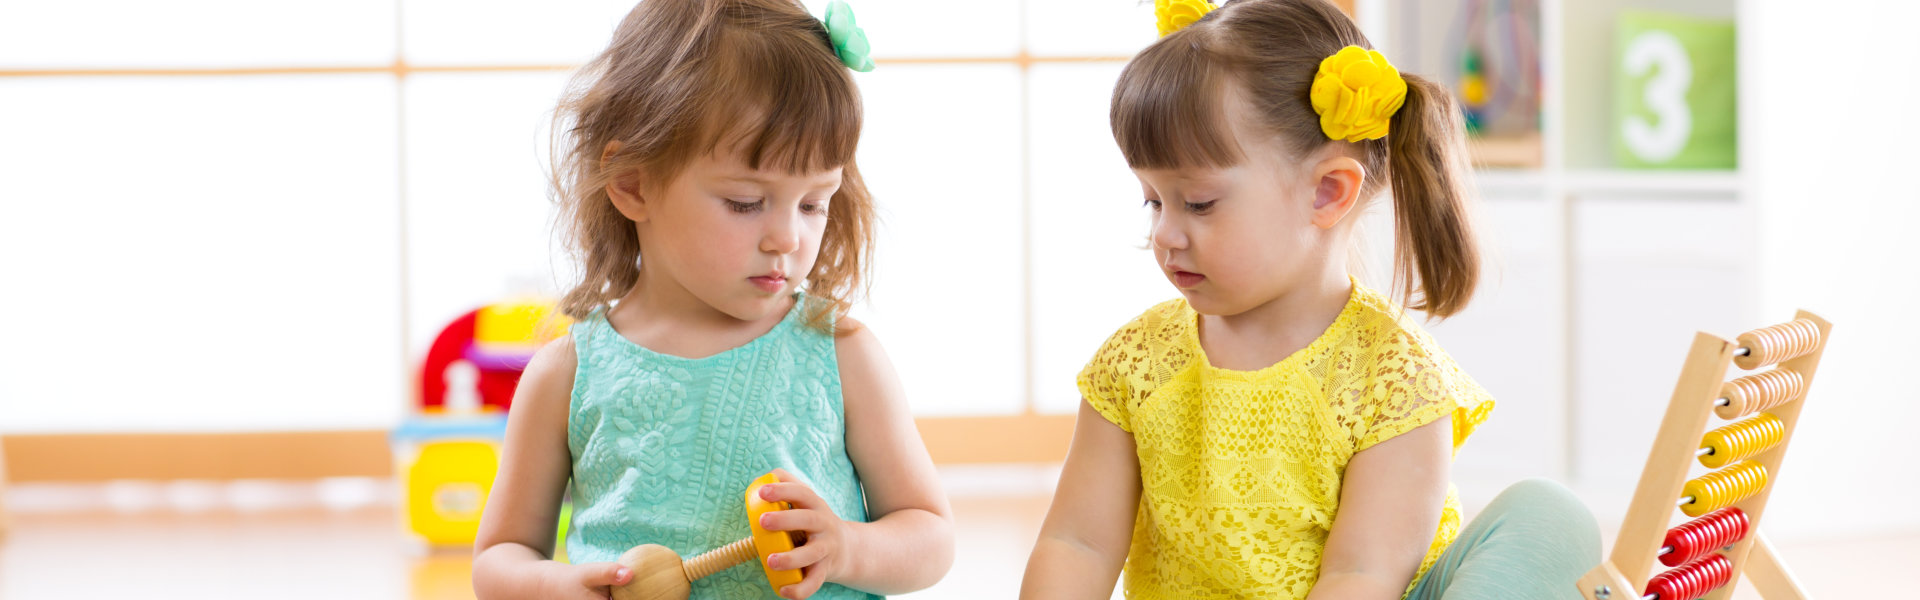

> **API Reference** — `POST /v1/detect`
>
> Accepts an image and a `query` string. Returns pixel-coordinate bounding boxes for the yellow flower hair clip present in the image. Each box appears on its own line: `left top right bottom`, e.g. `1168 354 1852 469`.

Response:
1309 45 1407 142
1155 0 1216 37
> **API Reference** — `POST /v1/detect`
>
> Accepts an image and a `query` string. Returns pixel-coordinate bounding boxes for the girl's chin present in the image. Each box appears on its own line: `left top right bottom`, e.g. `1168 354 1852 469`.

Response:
717 292 793 319
1179 290 1249 318
1177 288 1215 310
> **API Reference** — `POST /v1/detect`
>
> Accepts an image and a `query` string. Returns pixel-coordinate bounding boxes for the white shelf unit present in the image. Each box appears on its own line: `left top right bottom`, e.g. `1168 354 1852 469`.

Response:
1378 0 1752 499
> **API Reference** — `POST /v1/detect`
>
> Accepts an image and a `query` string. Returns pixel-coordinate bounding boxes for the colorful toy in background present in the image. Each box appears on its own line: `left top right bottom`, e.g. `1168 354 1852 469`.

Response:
419 299 572 413
392 415 509 546
1458 47 1490 133
1448 0 1541 138
394 297 571 548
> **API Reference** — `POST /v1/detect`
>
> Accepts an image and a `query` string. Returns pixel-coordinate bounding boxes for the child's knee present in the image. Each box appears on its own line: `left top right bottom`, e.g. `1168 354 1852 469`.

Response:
1495 477 1580 508
1489 478 1602 551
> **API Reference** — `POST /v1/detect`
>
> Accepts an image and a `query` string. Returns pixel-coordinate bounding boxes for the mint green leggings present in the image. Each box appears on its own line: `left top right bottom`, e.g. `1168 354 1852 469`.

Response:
1406 478 1603 600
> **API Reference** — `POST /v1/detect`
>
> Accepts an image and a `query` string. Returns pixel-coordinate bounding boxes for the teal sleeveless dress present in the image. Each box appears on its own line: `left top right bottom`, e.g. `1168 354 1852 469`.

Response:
566 295 877 599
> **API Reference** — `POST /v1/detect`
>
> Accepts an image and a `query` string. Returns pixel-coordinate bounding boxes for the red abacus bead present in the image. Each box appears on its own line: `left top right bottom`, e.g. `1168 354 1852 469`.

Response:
1661 508 1751 567
1645 554 1733 600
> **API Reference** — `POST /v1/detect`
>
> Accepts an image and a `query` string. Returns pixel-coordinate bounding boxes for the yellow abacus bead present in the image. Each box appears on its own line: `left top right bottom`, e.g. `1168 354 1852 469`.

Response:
1681 460 1769 517
1698 414 1785 469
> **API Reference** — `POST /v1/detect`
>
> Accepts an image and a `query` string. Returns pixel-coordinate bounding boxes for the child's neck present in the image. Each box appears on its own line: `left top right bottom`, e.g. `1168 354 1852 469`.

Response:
1198 271 1353 372
605 270 793 360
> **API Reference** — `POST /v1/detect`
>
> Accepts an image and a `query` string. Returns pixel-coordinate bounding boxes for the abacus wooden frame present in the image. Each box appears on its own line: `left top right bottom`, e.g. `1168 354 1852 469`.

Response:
1575 311 1829 600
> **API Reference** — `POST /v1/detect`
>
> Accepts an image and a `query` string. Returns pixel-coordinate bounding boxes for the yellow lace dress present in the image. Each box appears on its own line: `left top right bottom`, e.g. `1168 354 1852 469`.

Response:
1077 283 1495 599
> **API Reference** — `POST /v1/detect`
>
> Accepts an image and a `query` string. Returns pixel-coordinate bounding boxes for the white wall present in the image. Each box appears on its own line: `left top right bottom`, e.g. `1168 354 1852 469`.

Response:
0 74 406 433
1745 0 1920 539
0 1 1165 432
0 0 412 432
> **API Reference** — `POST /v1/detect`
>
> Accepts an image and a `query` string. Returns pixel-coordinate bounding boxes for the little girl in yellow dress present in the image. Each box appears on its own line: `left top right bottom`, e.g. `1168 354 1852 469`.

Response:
1022 1 1601 598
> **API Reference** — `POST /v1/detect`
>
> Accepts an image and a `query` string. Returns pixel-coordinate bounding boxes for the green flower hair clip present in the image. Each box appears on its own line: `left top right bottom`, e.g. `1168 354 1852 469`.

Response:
823 0 873 72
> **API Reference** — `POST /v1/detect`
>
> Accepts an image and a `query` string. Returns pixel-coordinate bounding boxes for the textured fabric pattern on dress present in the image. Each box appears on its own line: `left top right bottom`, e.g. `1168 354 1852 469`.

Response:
565 295 879 600
1077 282 1495 599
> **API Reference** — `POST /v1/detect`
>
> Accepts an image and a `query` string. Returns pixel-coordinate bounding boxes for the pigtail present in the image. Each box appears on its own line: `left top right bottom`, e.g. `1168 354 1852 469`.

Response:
1384 73 1480 319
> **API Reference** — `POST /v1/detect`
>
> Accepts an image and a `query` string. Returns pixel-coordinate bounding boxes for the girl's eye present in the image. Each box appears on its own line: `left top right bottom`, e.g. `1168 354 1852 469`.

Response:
725 199 764 213
800 202 827 216
1185 200 1216 214
1143 198 1163 211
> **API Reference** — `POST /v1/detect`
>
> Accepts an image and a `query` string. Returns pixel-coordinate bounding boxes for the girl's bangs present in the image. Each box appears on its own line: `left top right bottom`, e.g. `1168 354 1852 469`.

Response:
1110 38 1244 171
696 44 861 175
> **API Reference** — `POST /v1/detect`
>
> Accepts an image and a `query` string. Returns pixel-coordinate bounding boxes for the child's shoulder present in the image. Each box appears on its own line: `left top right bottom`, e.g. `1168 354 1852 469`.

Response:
527 331 580 376
1123 297 1195 336
1330 284 1492 407
507 334 580 419
1096 297 1196 354
1335 283 1451 365
1081 298 1199 385
1077 299 1195 424
1333 285 1496 451
830 314 882 366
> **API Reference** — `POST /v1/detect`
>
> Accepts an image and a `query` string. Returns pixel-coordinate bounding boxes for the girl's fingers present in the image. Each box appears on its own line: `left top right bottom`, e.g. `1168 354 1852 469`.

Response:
767 540 829 571
580 563 633 587
779 565 830 600
759 481 829 510
759 507 829 533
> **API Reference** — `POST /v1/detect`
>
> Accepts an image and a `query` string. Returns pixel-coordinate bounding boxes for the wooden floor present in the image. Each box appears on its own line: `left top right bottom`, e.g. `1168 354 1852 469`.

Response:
0 468 1909 599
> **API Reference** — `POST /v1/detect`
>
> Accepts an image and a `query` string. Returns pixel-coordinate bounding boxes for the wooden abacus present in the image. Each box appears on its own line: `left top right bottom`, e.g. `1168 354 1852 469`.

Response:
1577 311 1830 600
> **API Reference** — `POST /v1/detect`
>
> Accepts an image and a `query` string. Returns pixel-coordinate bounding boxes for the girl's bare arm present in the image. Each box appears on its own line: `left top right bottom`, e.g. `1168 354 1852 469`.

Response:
1306 416 1452 600
1020 401 1142 600
472 340 634 599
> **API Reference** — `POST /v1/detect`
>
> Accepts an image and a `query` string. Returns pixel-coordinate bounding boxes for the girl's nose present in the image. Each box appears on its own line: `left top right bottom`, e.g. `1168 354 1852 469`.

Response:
760 210 803 254
1149 214 1188 251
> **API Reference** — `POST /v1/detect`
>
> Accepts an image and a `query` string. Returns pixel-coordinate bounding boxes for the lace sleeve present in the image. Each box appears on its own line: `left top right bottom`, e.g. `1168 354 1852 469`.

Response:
1075 332 1128 430
1356 330 1496 454
1076 323 1138 432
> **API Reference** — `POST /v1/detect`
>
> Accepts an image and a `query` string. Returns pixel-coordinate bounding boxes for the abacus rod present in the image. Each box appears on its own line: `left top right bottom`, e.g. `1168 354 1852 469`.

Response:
1696 447 1713 458
1657 546 1673 556
1714 397 1730 407
1734 347 1751 357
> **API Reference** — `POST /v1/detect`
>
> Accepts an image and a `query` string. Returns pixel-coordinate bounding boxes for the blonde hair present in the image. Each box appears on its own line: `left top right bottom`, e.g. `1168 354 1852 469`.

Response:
1111 0 1480 317
550 0 874 333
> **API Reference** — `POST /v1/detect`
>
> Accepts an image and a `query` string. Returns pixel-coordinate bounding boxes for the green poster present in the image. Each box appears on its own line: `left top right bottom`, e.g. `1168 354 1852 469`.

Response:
1615 11 1737 169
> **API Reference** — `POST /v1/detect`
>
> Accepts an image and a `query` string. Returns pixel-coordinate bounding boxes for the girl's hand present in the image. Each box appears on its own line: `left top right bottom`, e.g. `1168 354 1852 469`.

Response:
549 561 634 600
757 468 853 600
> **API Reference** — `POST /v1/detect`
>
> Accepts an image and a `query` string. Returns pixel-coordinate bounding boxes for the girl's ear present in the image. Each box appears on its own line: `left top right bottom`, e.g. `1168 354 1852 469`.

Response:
602 141 649 223
1310 155 1366 230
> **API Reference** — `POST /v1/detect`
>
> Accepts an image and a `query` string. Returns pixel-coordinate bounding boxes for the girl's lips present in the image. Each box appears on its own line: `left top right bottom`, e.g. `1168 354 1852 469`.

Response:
749 276 786 293
1173 271 1205 288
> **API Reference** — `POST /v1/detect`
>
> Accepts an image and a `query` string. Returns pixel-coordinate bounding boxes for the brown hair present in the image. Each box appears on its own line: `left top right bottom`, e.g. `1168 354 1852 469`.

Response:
550 0 873 332
1111 0 1480 317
